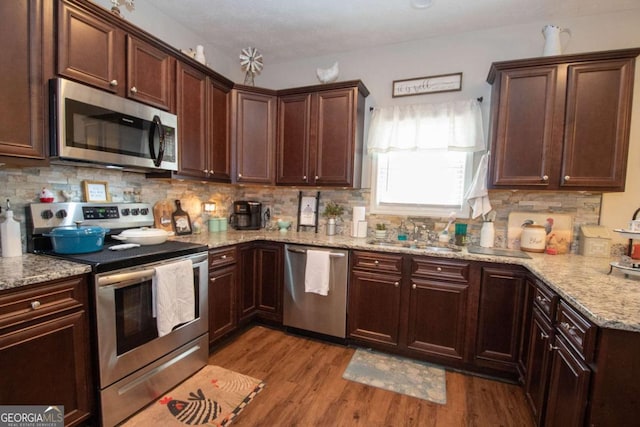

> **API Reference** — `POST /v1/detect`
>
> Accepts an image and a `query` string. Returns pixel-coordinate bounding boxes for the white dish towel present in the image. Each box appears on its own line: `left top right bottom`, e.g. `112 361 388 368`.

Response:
152 259 195 337
464 152 492 219
305 250 331 296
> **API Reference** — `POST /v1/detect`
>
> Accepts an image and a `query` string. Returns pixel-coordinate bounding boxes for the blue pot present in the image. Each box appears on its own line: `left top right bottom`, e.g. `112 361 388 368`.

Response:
45 224 109 254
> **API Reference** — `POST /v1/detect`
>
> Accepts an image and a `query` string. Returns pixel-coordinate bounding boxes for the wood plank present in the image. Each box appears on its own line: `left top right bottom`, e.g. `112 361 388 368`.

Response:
208 326 533 426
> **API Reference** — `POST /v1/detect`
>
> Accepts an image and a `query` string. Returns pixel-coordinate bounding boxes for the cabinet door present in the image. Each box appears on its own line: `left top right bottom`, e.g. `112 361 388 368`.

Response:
348 270 402 347
126 35 174 111
474 267 525 373
0 0 47 160
560 59 634 190
276 93 312 185
489 66 559 188
544 335 591 427
176 62 208 179
233 90 276 184
524 308 553 426
314 88 357 186
207 79 231 181
237 244 257 323
57 1 124 93
209 265 236 343
407 278 468 361
255 243 283 322
517 277 536 382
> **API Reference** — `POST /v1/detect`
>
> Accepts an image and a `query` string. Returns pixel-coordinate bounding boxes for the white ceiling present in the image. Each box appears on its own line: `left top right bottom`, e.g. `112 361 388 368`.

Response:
147 0 640 63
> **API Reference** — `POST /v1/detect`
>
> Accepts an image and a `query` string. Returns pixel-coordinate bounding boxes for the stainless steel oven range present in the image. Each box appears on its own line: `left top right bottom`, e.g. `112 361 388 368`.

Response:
26 202 209 427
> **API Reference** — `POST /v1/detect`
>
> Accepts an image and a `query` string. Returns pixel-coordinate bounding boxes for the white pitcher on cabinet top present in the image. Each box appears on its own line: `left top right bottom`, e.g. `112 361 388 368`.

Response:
542 24 571 56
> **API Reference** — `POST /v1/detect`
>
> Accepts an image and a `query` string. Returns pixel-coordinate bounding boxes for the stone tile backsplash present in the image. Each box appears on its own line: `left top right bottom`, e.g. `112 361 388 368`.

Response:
1 165 604 254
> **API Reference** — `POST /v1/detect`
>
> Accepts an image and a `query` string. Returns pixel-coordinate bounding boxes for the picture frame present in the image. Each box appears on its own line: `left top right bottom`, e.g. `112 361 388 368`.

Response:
392 72 463 97
172 213 192 235
82 180 109 202
297 191 320 233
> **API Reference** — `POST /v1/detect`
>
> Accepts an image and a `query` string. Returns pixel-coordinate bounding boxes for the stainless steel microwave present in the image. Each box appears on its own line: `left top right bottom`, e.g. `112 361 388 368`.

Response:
50 78 178 172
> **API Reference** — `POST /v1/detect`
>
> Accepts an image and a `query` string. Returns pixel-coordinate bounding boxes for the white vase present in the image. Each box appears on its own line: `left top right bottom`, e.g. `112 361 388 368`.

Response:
542 25 571 56
195 45 206 64
327 218 336 236
480 222 495 248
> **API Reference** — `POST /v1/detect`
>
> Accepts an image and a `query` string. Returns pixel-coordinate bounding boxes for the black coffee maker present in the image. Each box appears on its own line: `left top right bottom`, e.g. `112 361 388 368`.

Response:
230 201 262 230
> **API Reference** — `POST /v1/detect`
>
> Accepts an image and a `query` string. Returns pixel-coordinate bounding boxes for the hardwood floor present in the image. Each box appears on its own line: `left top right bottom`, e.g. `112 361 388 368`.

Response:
208 326 534 426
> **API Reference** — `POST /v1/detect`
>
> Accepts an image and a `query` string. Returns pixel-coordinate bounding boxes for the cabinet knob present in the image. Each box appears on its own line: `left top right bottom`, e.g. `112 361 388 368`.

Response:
315 175 319 180
210 277 216 283
436 267 442 272
221 255 227 259
411 283 416 289
302 175 307 181
238 173 243 178
564 175 571 181
203 169 209 174
130 86 137 94
30 301 41 310
109 79 118 87
560 321 575 332
542 175 549 182
395 282 400 288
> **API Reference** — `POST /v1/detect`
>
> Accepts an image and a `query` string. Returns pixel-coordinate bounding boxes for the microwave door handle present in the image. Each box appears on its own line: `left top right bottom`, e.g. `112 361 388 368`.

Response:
148 115 165 167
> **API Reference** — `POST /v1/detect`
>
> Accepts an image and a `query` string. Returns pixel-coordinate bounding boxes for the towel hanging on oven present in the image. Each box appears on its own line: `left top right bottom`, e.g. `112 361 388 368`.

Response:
152 259 195 337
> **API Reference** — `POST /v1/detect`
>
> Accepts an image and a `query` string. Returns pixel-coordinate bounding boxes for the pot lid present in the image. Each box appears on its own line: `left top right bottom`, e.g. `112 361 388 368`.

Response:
48 224 108 237
117 227 172 238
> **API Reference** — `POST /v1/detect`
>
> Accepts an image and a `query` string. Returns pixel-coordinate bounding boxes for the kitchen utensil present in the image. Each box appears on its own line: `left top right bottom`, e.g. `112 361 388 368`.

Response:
520 223 547 252
112 227 173 245
45 222 108 254
153 200 174 232
108 243 141 251
480 221 495 248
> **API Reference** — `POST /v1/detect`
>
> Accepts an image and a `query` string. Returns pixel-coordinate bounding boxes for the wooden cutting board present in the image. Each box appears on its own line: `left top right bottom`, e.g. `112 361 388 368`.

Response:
153 200 174 232
507 212 573 254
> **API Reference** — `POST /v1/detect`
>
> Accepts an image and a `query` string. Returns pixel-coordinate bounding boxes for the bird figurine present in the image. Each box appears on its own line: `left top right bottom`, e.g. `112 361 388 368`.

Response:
239 47 263 86
316 62 339 84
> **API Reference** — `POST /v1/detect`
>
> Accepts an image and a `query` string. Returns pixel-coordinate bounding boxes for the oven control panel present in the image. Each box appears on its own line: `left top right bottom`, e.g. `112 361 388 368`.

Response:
28 202 154 234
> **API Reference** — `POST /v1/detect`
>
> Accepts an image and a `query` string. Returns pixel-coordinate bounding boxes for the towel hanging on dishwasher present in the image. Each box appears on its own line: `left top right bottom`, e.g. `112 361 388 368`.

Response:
305 250 331 296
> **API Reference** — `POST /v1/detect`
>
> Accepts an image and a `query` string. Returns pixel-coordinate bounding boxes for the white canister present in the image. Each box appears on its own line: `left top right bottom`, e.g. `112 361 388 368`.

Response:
1 207 22 257
480 222 495 248
326 218 336 236
520 224 547 253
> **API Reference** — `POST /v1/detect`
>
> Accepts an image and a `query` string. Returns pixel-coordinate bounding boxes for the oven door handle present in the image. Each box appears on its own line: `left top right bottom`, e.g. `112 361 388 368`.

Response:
98 269 156 288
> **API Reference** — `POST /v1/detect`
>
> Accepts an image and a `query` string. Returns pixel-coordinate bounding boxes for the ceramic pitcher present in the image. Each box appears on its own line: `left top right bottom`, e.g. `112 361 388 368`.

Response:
542 25 571 56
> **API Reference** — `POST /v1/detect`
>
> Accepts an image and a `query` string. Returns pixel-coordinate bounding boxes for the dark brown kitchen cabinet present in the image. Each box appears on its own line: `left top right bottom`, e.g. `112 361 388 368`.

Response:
276 81 369 187
0 0 51 164
474 266 526 374
517 276 537 383
0 275 93 427
58 0 174 111
208 247 237 344
524 308 554 426
348 251 403 347
487 48 640 191
407 258 470 362
237 242 283 324
231 86 277 184
175 62 232 181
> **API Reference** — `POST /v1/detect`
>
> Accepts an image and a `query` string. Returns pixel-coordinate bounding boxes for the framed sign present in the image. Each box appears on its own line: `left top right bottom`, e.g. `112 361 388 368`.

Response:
392 72 463 97
82 180 109 202
296 191 320 233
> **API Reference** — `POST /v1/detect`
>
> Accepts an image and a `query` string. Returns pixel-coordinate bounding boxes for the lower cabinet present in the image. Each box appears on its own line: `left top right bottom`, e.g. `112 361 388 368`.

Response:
0 275 93 427
208 246 237 344
524 308 554 425
474 265 526 375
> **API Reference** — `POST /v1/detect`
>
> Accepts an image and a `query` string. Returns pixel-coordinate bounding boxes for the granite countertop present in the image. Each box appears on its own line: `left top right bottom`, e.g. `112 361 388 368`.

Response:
3 229 639 332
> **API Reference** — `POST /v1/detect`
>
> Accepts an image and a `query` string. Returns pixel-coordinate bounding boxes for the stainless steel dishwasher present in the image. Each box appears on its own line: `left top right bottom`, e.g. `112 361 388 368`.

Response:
284 244 349 338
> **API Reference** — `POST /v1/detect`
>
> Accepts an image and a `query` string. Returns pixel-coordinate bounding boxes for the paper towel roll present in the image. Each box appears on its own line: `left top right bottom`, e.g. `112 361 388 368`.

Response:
351 206 366 237
357 220 368 238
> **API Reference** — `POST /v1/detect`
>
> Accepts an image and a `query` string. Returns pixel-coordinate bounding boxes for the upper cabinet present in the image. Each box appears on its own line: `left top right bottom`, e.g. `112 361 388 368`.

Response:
0 0 52 164
487 48 640 192
231 86 277 184
57 0 175 111
277 81 369 188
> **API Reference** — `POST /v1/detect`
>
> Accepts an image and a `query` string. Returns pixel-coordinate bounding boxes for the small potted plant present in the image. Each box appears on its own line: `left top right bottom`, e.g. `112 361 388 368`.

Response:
375 223 387 239
322 201 344 236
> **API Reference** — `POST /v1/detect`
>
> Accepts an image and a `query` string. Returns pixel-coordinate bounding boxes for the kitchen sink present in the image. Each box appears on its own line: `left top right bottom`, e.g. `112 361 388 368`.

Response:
366 240 462 253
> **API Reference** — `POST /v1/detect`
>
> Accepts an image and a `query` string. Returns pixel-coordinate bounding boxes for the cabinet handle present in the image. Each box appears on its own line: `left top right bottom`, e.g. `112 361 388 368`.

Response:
564 175 571 181
542 175 549 182
548 343 560 351
560 321 576 332
130 86 137 94
210 277 216 283
411 283 416 289
374 260 379 265
30 301 41 310
109 79 118 87
540 331 549 340
395 282 400 288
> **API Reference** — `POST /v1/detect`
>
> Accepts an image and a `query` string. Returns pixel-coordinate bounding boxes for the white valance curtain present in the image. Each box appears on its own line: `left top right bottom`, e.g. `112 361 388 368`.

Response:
366 99 485 153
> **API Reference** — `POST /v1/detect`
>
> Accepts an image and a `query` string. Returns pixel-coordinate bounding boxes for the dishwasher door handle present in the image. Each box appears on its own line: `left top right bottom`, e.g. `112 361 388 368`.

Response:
286 247 345 258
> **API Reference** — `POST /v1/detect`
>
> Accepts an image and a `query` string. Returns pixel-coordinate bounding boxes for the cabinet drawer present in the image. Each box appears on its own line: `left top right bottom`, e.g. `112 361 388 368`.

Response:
412 257 469 282
556 301 597 361
352 251 403 273
0 276 86 330
209 246 236 269
533 280 558 321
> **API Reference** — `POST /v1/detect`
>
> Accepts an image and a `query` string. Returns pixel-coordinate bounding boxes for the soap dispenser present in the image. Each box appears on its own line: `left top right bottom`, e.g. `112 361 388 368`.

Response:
1 199 22 257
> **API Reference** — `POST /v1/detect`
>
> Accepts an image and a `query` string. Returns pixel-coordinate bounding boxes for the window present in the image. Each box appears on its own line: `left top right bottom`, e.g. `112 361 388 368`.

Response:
367 99 485 218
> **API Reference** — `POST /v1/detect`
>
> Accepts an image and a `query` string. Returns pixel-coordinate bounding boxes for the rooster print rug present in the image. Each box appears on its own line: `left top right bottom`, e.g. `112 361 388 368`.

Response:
122 365 265 426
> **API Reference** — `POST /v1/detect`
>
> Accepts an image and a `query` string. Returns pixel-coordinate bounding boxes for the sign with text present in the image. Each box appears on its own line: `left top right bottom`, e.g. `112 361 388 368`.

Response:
0 405 64 427
392 72 462 97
